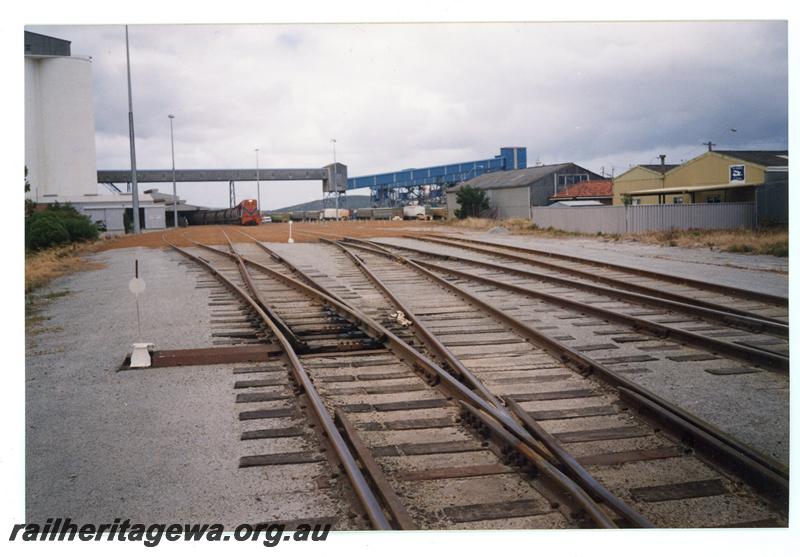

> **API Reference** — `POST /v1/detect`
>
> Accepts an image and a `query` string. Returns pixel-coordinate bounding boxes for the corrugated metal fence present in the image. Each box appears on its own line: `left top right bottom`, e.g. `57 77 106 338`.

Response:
531 202 756 234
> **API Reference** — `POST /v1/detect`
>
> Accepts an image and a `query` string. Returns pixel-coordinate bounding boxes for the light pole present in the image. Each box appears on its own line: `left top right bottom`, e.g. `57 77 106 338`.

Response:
255 148 261 212
125 25 140 234
331 139 338 219
168 114 177 228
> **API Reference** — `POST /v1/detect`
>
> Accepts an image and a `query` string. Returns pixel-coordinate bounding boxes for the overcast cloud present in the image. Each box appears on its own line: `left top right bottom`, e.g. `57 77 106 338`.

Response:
27 22 788 209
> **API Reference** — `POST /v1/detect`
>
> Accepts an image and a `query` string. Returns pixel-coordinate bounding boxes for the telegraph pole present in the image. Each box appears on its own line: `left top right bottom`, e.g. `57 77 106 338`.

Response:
168 114 177 227
125 25 140 234
255 148 261 211
331 139 338 219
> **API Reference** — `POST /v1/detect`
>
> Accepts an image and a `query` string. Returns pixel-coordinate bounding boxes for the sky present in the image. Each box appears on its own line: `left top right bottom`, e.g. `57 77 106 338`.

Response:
27 21 789 210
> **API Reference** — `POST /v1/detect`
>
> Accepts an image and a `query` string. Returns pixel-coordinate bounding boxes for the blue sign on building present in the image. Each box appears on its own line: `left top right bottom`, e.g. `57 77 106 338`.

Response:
730 165 745 182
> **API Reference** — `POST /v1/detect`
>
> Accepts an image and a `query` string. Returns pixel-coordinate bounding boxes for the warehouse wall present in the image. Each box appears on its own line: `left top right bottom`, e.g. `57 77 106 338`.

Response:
757 171 789 225
532 202 756 234
488 187 531 218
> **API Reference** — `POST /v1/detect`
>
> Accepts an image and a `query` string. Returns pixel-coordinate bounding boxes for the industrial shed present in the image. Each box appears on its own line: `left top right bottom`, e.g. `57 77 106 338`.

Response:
446 163 604 219
616 150 788 207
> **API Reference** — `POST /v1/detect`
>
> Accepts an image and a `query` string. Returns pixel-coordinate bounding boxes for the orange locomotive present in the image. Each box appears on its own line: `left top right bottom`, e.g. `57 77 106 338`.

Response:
188 199 262 226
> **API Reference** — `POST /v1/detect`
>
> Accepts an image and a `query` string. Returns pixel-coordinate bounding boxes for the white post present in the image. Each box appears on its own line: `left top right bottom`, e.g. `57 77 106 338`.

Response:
288 220 294 243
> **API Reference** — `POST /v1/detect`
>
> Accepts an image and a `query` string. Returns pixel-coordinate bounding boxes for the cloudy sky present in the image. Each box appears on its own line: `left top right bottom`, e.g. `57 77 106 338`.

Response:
27 22 788 210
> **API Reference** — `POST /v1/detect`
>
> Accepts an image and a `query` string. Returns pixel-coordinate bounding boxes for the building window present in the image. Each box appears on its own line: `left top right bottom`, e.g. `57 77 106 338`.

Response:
706 195 721 204
672 196 684 204
631 198 641 205
557 174 588 188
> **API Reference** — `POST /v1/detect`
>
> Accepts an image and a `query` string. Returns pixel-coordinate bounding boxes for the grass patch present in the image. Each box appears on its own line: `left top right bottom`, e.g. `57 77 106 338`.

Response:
628 227 788 257
444 217 586 238
25 241 105 294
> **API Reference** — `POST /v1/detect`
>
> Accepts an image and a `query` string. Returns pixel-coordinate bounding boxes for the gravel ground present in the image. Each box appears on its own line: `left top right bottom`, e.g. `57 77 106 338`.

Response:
25 247 340 526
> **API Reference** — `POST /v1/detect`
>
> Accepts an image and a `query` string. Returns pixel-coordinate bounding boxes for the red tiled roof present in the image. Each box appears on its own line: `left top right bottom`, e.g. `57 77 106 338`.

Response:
550 180 613 200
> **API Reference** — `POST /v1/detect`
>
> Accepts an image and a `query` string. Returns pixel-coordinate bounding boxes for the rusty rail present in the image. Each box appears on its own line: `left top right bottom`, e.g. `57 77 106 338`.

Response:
328 239 653 527
164 237 394 530
338 237 789 509
360 240 788 373
417 234 789 316
367 238 788 338
191 236 630 527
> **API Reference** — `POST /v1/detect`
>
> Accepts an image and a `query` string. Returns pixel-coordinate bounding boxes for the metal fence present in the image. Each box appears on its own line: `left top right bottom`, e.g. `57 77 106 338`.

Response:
530 202 756 234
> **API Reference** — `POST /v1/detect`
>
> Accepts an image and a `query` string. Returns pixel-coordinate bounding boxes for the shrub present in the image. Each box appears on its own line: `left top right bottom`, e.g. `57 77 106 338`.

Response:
61 217 100 242
27 214 70 250
25 203 99 250
761 242 788 258
454 186 491 219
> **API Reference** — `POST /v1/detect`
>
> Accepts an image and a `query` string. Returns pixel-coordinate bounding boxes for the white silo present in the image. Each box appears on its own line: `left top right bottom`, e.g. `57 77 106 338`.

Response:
25 34 97 201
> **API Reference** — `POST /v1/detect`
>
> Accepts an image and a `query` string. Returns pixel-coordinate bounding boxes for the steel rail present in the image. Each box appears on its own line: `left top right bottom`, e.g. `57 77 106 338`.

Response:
337 237 790 508
235 232 652 526
415 258 788 372
191 238 626 527
328 239 655 527
200 231 307 352
504 397 656 519
457 401 617 529
164 238 394 530
234 229 352 307
327 239 507 411
347 240 788 373
416 234 789 319
363 239 788 339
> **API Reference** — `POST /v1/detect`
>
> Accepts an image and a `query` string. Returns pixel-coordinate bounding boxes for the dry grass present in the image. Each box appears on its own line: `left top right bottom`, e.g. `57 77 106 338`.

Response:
444 217 583 237
444 218 788 257
25 241 105 293
628 227 788 257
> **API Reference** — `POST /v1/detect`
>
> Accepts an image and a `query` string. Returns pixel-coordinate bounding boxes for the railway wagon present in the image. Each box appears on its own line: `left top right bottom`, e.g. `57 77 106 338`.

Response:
320 208 350 220
268 212 288 223
188 199 261 226
373 207 402 220
355 208 374 220
428 206 447 220
303 210 319 221
290 211 305 222
403 205 427 220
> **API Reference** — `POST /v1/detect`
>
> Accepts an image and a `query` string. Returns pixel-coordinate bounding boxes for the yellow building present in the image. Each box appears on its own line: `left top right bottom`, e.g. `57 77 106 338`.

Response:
612 164 678 205
614 150 788 205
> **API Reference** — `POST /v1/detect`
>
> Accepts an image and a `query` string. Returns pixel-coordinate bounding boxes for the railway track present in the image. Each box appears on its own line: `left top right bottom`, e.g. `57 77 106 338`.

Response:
419 233 789 311
164 230 787 529
316 238 788 525
349 236 790 460
369 236 789 369
167 232 659 529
